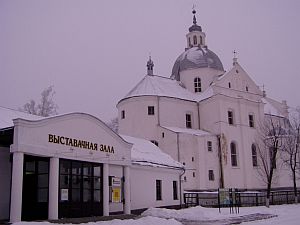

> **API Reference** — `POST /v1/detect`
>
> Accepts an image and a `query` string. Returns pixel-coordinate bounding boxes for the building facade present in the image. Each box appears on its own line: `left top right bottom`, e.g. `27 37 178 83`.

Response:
117 10 294 191
0 108 183 222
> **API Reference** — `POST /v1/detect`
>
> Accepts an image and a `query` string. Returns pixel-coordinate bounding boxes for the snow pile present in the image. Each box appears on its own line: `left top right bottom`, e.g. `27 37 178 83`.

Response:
121 135 183 169
0 106 42 129
142 206 207 221
124 75 214 102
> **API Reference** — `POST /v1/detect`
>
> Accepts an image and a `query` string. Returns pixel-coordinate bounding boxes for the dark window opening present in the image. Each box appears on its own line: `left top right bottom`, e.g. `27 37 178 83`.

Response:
207 141 212 151
192 157 194 162
194 77 201 93
249 114 254 128
193 172 195 177
148 106 155 115
252 144 258 167
173 181 178 200
230 142 238 167
228 82 231 88
228 110 234 125
186 114 192 128
156 180 162 201
208 170 214 181
193 35 197 45
121 110 125 119
151 140 158 146
162 132 165 138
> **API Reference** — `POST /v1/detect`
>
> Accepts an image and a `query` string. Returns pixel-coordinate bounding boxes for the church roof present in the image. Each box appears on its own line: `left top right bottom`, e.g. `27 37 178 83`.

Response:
121 75 214 103
171 47 224 81
262 97 287 117
121 135 184 169
161 126 214 137
0 106 42 130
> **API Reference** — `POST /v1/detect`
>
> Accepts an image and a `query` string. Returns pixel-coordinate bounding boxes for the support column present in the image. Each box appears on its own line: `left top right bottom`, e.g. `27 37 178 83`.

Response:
124 166 131 214
10 152 24 223
48 157 59 220
103 163 109 216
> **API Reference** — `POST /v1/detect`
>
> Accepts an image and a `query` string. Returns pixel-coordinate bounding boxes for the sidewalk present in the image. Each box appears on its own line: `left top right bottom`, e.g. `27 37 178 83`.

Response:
178 213 277 225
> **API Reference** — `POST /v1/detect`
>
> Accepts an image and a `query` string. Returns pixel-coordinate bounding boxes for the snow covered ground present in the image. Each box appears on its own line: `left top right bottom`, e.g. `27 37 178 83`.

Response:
13 204 300 225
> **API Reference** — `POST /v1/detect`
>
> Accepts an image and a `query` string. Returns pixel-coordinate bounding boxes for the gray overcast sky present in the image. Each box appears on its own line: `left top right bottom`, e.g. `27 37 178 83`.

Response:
1 0 299 122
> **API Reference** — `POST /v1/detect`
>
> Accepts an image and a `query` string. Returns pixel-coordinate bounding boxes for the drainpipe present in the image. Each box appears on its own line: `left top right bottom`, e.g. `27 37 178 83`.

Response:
157 96 160 126
217 135 224 188
197 102 201 129
179 168 186 208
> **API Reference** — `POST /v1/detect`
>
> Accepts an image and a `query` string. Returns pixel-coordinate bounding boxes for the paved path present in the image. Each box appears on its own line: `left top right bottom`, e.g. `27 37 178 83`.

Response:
178 213 277 225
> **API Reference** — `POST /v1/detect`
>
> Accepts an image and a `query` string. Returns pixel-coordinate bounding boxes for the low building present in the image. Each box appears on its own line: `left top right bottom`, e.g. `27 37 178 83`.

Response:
0 106 184 222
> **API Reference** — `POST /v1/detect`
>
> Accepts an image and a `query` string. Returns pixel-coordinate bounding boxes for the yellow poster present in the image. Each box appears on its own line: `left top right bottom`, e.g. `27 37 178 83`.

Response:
112 187 121 203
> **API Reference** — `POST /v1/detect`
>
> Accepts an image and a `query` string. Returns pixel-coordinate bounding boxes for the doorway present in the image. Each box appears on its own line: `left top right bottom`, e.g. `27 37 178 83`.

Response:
22 155 49 221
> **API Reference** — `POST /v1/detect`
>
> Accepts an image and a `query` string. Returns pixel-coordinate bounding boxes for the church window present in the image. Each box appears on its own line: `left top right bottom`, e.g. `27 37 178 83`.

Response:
193 172 195 177
151 140 159 146
228 110 234 125
162 132 165 138
188 37 191 47
246 86 249 92
193 35 197 45
208 170 214 181
156 180 162 200
249 114 255 128
186 113 192 128
194 77 201 92
148 106 155 115
228 82 231 88
121 110 125 119
199 36 203 45
173 181 178 200
230 142 238 167
252 144 258 167
192 157 194 162
207 141 212 151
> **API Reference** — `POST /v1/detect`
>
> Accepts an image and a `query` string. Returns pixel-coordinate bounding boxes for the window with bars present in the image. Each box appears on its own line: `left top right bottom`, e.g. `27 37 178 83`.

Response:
207 141 212 151
230 142 238 167
228 110 234 125
252 144 258 167
186 113 192 128
194 77 201 93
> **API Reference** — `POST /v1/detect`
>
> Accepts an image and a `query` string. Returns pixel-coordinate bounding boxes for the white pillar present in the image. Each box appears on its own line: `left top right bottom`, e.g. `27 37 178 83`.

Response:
10 152 24 223
124 166 131 214
48 157 59 220
103 163 109 216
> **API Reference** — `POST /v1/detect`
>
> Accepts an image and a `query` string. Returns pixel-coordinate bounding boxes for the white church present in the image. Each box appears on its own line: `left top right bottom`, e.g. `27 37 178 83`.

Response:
117 9 292 191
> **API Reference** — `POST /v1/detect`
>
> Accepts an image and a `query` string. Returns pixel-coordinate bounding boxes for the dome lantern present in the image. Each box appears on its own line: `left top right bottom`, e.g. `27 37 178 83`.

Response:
186 8 206 48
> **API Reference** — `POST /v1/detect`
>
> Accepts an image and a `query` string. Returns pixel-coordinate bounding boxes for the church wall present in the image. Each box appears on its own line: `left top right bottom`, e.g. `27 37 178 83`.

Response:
180 68 221 94
158 127 180 162
118 96 159 141
130 165 181 210
159 97 199 129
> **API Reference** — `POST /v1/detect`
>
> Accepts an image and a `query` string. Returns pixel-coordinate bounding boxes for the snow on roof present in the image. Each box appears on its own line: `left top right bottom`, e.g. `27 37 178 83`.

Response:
122 75 214 102
0 106 42 129
262 97 286 117
162 126 214 136
121 135 184 169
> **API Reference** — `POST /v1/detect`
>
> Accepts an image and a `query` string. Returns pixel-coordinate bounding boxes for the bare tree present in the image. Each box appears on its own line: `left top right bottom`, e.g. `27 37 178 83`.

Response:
22 86 58 117
256 115 286 207
281 107 300 203
107 117 119 133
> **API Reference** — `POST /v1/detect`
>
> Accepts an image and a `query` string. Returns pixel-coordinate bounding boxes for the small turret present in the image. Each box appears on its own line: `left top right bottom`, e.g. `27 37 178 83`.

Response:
147 56 154 76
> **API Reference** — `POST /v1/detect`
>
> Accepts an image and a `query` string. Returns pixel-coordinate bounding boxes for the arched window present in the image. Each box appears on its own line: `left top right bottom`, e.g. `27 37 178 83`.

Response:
188 37 191 47
193 35 197 45
252 144 257 167
228 82 231 88
194 77 201 92
230 142 238 167
199 36 203 45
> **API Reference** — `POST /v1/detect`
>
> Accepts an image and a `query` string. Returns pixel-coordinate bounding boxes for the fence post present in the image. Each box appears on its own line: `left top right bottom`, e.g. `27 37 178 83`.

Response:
256 193 258 206
286 191 288 204
196 193 199 206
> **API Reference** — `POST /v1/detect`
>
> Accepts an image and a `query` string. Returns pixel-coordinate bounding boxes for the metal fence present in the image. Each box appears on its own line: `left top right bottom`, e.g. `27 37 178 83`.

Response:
184 190 300 208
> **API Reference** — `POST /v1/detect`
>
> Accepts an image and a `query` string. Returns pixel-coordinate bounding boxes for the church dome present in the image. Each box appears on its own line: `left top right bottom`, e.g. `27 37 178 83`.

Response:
171 46 224 81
